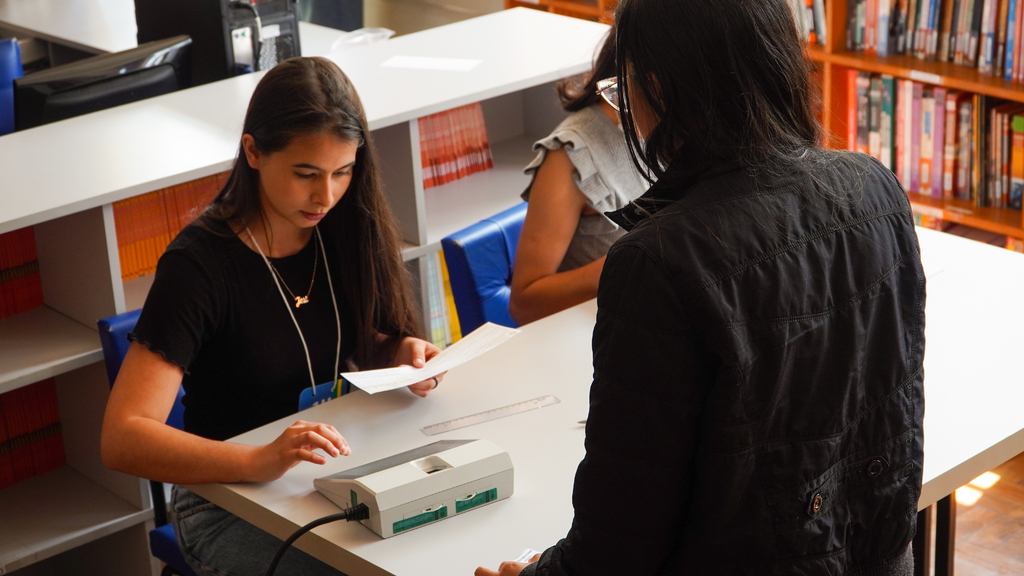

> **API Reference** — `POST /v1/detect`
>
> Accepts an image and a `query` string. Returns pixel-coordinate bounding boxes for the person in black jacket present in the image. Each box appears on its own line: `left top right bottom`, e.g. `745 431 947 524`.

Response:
476 0 925 575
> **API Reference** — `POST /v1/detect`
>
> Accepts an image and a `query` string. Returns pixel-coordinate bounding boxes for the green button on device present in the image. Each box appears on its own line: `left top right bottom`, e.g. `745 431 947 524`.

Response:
456 488 498 513
393 506 449 534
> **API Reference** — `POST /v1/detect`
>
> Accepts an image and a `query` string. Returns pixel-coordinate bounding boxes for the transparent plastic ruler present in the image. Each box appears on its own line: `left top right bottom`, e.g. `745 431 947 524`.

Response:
421 395 560 436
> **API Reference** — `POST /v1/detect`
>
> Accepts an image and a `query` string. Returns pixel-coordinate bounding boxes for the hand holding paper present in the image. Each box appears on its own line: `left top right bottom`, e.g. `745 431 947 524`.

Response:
341 323 521 394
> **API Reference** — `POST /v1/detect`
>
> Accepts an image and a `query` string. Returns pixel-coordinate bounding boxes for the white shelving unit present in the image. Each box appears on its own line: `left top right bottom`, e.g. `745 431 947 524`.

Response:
0 9 608 574
0 467 152 573
0 307 103 396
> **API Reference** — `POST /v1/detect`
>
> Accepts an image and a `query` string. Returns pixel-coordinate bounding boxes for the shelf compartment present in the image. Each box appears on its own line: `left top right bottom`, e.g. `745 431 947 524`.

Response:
0 465 152 574
404 134 539 261
0 306 103 396
907 192 1024 239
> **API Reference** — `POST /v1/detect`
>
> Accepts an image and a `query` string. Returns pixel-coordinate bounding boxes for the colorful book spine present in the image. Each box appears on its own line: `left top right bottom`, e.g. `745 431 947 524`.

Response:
881 75 896 170
856 72 872 154
0 378 64 489
969 0 986 65
112 172 225 281
933 87 947 198
813 0 828 45
908 0 920 56
848 69 860 151
1011 0 1019 79
867 0 879 52
911 82 923 192
899 80 913 186
920 87 935 196
437 250 462 344
1006 0 1019 77
978 0 996 72
995 0 1011 72
1002 106 1014 206
417 103 493 191
944 90 960 199
971 93 987 206
0 227 44 321
880 0 893 55
956 94 974 200
869 76 884 160
948 0 963 61
1012 112 1024 208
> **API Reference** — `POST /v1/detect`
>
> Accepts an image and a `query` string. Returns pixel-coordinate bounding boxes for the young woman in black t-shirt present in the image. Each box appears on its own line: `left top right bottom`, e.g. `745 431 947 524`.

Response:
101 57 440 576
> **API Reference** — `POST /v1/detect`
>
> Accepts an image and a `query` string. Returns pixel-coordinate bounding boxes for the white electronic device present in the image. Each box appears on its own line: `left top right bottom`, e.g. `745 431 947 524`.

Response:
314 439 513 538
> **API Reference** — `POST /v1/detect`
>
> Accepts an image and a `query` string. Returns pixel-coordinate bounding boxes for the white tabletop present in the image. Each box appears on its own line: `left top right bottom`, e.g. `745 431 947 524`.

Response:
189 226 1024 575
915 227 1024 506
190 299 598 576
0 8 607 236
0 0 137 54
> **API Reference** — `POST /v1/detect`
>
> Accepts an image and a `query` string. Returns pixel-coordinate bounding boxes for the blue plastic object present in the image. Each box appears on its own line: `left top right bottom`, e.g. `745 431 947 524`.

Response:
97 309 197 576
149 524 194 576
440 202 527 334
97 309 185 431
0 38 24 135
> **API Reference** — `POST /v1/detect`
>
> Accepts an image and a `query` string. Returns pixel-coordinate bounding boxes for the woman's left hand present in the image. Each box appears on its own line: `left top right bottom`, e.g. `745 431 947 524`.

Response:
393 336 445 397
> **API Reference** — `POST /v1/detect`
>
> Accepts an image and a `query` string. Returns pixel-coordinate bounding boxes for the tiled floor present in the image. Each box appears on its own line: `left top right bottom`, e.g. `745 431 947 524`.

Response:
953 451 1024 575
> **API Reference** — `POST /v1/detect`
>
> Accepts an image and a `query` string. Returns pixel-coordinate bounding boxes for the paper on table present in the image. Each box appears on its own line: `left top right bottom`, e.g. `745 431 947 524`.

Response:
380 55 482 71
515 548 542 563
341 322 521 394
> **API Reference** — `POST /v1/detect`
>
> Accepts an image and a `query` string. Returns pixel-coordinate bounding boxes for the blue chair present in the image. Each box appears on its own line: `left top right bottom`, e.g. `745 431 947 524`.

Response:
441 202 527 334
98 310 197 576
0 38 24 135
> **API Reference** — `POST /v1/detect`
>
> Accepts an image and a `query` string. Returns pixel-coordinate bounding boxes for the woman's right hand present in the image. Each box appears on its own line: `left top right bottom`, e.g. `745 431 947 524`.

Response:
247 420 351 482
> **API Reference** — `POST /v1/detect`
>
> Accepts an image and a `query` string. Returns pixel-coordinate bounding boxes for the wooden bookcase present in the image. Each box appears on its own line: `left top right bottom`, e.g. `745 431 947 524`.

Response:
504 0 617 24
810 0 1024 240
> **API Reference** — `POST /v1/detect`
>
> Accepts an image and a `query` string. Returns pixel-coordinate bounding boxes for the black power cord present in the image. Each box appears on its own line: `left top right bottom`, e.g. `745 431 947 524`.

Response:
265 503 370 576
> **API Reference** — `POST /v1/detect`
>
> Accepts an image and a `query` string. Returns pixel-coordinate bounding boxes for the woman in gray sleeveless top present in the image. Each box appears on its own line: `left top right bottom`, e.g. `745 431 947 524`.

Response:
509 29 648 325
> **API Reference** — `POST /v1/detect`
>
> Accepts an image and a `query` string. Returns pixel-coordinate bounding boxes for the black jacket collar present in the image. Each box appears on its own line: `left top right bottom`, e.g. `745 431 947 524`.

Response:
607 160 744 232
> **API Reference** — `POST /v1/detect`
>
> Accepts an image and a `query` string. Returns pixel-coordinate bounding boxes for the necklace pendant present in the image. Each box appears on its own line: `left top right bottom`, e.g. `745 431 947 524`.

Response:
295 296 310 308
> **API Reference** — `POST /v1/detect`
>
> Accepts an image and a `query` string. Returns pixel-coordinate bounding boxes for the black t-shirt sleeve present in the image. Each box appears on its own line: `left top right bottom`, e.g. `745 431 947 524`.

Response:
129 247 220 373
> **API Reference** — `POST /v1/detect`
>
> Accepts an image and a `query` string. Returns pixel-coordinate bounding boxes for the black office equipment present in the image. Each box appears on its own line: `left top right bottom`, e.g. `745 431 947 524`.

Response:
13 35 192 131
134 0 301 86
297 0 363 31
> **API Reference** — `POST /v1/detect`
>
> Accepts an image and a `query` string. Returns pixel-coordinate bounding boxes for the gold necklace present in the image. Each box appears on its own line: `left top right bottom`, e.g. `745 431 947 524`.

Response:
267 236 318 308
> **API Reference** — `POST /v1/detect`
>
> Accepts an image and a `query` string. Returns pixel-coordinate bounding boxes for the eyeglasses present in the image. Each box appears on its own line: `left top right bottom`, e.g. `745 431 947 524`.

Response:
596 77 621 111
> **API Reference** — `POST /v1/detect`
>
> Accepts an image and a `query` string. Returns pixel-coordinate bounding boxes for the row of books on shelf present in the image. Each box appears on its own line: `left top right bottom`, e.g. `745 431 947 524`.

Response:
849 71 1024 209
418 103 494 190
0 378 65 491
423 250 462 349
0 227 44 321
915 212 1024 248
848 0 1024 81
113 172 226 281
788 0 828 46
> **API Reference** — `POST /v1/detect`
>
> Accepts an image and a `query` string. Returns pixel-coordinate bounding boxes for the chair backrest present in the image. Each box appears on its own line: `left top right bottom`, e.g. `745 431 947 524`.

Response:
97 309 185 431
0 38 24 136
441 202 527 334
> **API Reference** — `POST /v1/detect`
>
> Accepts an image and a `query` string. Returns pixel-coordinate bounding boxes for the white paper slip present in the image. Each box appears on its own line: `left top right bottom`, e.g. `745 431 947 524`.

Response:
515 549 542 563
380 55 482 71
342 322 520 394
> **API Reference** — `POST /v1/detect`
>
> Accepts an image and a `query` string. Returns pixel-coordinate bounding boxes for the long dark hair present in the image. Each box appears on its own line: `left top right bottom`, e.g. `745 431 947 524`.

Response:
615 0 822 186
196 57 420 368
556 28 617 112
